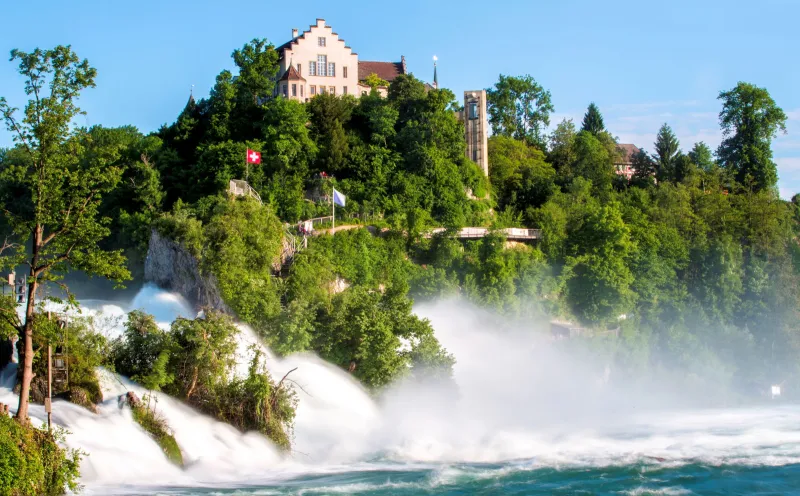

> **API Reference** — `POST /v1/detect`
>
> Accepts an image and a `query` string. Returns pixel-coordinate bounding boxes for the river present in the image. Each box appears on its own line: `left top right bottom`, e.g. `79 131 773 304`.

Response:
1 285 798 495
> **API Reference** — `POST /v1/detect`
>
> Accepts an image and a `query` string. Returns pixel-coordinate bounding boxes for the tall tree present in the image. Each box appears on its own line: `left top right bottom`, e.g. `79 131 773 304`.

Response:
654 123 680 182
716 82 787 192
232 38 279 104
631 149 657 183
547 118 577 172
0 46 130 421
486 74 554 148
688 142 715 172
581 102 605 135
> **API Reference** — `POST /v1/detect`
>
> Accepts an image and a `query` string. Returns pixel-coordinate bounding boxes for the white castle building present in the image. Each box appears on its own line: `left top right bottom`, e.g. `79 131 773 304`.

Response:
274 18 406 100
273 18 488 176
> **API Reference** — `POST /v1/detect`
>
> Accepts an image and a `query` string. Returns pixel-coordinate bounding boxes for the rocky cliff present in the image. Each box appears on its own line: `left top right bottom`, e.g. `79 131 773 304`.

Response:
144 229 231 313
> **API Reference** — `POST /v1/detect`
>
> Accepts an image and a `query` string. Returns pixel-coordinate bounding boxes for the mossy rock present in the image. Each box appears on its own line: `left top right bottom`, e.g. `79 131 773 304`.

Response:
129 400 184 468
60 387 98 414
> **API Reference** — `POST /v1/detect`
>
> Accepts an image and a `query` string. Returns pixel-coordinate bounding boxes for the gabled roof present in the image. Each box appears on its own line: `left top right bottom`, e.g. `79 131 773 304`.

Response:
615 144 641 164
279 65 306 82
277 19 357 58
358 61 405 83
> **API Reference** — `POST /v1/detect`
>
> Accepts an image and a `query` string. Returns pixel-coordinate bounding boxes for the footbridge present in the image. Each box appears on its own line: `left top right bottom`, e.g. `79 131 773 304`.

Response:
425 227 541 241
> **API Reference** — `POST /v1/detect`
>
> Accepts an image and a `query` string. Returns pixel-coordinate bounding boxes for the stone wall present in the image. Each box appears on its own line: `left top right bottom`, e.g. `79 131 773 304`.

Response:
144 229 231 314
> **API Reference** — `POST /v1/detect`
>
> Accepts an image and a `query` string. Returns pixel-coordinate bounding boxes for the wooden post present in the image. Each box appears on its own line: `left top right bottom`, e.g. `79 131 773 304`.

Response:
46 344 52 431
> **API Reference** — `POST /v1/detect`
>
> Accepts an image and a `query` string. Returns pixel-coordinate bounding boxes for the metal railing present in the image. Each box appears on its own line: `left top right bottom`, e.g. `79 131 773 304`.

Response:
228 180 262 204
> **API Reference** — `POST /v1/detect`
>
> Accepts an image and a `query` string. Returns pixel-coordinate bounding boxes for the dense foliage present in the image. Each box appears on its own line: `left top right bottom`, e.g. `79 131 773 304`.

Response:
0 38 797 471
0 415 81 495
111 310 297 450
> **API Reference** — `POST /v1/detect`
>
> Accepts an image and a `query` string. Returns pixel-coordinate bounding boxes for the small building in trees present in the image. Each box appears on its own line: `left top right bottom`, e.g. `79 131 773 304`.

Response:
614 144 641 181
275 19 407 100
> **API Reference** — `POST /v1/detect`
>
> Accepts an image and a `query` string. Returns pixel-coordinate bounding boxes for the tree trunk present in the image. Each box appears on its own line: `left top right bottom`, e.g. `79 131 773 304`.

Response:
185 366 199 401
16 225 41 423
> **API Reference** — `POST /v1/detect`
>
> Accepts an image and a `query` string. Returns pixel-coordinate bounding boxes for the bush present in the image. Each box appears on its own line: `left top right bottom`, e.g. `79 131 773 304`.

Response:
0 415 82 496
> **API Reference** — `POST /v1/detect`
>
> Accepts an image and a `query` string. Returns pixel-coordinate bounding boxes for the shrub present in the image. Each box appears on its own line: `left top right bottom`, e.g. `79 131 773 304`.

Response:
0 415 82 496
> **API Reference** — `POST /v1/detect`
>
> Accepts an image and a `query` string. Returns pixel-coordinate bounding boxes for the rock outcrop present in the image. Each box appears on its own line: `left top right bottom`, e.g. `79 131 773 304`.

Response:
144 229 231 314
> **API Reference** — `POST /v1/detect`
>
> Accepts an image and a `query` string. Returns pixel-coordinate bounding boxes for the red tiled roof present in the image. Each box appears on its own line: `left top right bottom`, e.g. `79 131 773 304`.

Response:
358 61 405 83
615 144 640 164
279 65 305 81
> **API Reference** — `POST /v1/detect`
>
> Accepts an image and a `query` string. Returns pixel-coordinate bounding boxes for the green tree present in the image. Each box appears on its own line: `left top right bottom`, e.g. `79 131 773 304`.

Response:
308 93 357 174
716 82 787 192
563 202 637 325
571 131 615 193
0 46 131 422
631 148 657 183
488 136 555 211
486 74 554 148
547 118 577 173
232 38 279 104
688 142 715 172
654 123 680 182
581 102 605 135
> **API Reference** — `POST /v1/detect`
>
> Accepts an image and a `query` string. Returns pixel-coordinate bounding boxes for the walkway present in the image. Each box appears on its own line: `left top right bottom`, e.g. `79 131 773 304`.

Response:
425 227 541 240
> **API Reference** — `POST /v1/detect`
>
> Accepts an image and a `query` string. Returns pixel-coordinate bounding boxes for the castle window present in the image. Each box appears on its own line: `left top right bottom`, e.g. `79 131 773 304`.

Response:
309 61 316 76
310 85 316 95
343 66 348 78
343 86 348 95
317 55 327 77
297 63 301 75
282 84 287 97
330 86 336 95
320 86 326 94
328 62 335 77
318 37 326 47
292 84 297 97
301 85 304 97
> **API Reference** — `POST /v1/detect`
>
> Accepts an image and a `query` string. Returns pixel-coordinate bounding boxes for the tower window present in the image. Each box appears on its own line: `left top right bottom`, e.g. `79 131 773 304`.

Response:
317 55 327 77
297 63 301 75
469 102 479 120
292 84 297 97
282 84 287 97
318 37 326 47
301 85 304 97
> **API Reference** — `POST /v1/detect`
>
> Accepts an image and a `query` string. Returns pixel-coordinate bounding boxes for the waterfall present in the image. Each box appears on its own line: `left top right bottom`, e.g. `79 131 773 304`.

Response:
1 285 799 495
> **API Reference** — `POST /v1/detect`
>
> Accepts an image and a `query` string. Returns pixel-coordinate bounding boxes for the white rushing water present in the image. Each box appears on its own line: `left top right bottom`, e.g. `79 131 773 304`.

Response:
1 285 799 495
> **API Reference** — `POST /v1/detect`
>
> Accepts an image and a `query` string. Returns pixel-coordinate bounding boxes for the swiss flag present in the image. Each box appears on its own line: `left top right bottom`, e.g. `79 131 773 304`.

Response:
246 148 261 164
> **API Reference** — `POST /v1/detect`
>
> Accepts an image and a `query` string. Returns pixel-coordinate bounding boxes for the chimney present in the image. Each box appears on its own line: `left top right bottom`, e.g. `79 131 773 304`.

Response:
292 28 298 39
401 55 407 74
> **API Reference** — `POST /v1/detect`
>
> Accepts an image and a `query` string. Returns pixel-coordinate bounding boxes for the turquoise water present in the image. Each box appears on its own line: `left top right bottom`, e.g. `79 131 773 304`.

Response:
88 461 800 495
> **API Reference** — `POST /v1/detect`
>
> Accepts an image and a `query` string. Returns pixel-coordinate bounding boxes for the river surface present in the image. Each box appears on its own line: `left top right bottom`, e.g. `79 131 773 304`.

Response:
1 285 798 495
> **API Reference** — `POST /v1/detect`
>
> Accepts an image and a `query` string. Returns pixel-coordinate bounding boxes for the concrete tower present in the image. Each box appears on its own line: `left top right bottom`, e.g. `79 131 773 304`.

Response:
464 90 489 176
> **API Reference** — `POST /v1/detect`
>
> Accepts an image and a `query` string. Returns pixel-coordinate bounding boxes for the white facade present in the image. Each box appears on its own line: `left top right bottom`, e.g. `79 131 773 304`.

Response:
277 19 360 100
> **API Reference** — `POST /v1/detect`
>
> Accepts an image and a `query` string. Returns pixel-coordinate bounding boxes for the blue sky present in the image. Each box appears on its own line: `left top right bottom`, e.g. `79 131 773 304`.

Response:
1 0 798 197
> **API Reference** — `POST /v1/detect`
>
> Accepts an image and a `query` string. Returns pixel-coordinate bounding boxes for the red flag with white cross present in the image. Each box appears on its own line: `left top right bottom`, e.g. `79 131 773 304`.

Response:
246 148 261 164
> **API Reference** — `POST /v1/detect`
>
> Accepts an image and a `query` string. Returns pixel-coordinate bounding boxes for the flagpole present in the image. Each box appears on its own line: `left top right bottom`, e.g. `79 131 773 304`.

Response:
332 187 335 231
